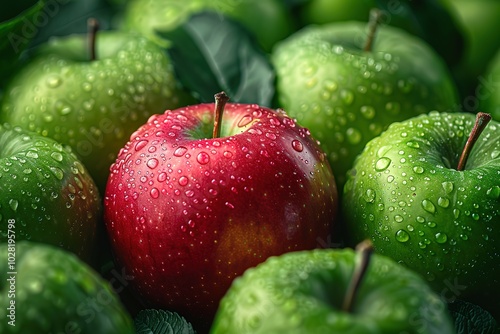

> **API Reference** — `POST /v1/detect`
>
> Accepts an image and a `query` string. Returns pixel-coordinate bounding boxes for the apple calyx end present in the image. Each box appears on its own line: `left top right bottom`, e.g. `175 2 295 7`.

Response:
87 18 99 61
342 239 374 313
456 112 492 171
213 91 230 139
363 8 385 52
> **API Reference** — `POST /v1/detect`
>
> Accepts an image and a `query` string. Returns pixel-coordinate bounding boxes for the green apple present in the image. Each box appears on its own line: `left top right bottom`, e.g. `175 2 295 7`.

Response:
480 49 500 121
342 111 500 319
120 0 295 52
298 0 465 67
211 241 455 333
0 241 134 333
0 21 195 192
0 123 101 262
272 12 459 189
439 0 500 98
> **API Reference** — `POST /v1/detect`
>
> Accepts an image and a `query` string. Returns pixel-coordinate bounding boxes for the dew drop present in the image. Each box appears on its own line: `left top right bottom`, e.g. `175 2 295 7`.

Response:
441 181 454 194
50 167 64 180
360 105 376 119
291 140 303 152
225 202 234 209
394 215 404 223
135 140 149 151
395 230 410 242
346 128 362 144
413 166 424 174
490 150 499 159
223 151 233 158
9 199 18 211
421 199 436 213
147 158 159 169
437 197 450 208
178 176 188 186
150 188 159 199
406 141 420 148
197 152 210 164
238 115 253 127
486 186 500 199
435 232 447 244
363 188 376 203
50 152 63 162
46 75 62 88
375 157 391 171
174 146 188 157
185 190 194 198
340 89 354 105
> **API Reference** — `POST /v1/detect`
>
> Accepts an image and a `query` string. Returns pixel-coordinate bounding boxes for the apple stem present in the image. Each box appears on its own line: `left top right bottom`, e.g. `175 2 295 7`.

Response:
363 8 385 52
456 112 492 171
88 18 99 61
342 239 374 313
213 91 229 138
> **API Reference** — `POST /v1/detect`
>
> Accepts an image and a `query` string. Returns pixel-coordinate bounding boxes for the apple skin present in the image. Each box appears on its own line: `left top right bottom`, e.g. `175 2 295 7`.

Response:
342 111 500 319
0 30 195 192
104 102 338 331
0 123 101 262
272 22 459 189
0 241 135 333
211 247 455 334
121 0 295 52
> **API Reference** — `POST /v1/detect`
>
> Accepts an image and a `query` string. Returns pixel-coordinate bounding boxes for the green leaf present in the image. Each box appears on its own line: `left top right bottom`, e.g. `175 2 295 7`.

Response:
159 11 275 106
448 299 499 334
0 0 46 87
134 309 196 334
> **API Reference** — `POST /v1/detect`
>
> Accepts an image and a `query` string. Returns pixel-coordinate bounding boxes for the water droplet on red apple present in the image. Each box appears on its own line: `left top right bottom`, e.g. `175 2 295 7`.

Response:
291 140 303 152
135 140 149 151
238 114 253 127
223 151 233 158
149 188 159 199
225 202 234 209
178 176 188 186
185 190 194 197
147 158 159 169
265 133 276 140
197 152 210 164
174 146 188 157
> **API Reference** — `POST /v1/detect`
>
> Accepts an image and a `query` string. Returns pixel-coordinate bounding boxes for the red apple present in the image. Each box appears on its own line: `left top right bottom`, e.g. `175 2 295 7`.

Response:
104 93 338 331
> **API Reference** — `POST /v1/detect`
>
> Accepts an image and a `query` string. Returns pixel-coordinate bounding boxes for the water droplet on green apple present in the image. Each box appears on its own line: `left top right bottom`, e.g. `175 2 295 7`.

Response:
407 224 414 232
9 199 18 211
50 152 63 162
340 89 354 105
376 145 392 158
394 215 404 223
346 128 362 144
363 189 376 203
360 106 375 119
375 157 391 171
441 181 454 194
413 166 424 174
486 186 500 199
387 175 394 183
435 232 448 244
395 229 409 242
50 166 64 180
82 82 92 92
460 234 468 241
46 75 62 88
406 141 420 148
238 115 253 127
323 80 338 92
437 197 450 208
421 199 436 213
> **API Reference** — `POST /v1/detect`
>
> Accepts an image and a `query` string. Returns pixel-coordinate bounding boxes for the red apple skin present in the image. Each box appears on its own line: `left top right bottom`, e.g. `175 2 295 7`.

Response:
104 102 338 331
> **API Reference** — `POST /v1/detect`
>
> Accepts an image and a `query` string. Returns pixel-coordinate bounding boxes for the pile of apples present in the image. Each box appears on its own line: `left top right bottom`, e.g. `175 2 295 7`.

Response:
0 0 499 333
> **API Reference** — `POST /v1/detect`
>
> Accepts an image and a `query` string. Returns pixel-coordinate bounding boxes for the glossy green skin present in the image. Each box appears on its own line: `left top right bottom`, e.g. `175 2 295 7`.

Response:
0 31 194 192
343 112 500 319
440 0 500 96
272 22 459 189
211 248 454 334
0 124 101 262
299 0 465 67
0 241 134 333
481 50 500 121
121 0 295 52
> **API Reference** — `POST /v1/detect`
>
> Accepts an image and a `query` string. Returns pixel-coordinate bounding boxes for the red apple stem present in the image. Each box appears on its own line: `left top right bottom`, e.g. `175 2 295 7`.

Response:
456 112 492 171
342 239 374 313
88 18 99 61
213 91 229 138
363 8 385 52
